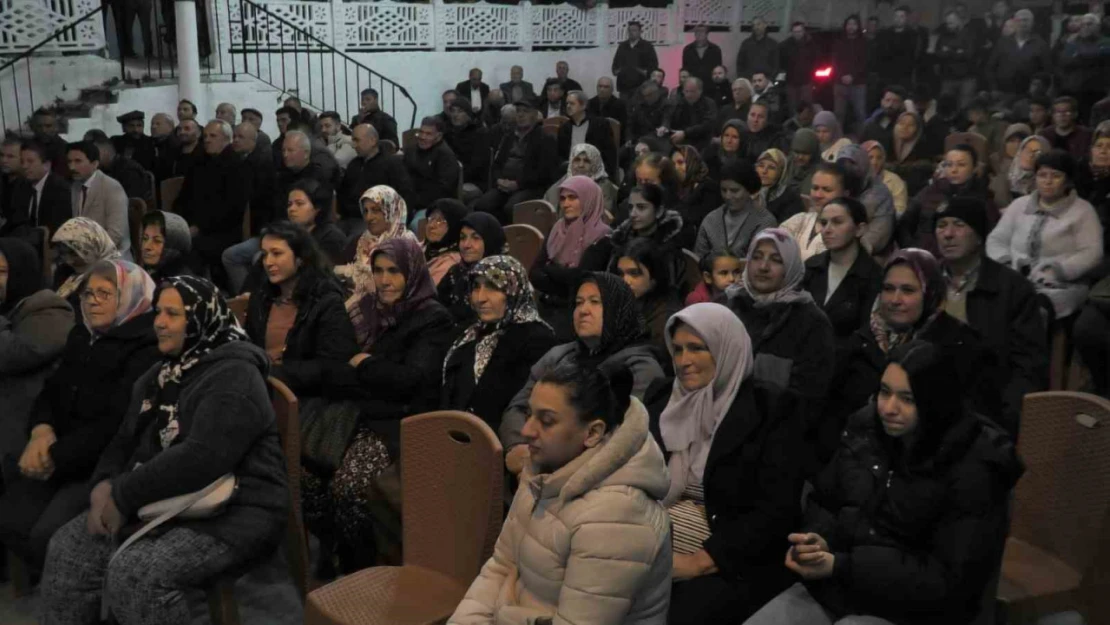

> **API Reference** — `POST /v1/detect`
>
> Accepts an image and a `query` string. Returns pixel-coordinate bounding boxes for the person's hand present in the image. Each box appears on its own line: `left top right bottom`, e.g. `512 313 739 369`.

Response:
349 353 371 368
841 74 853 85
785 549 835 580
88 480 113 535
189 225 200 237
505 444 530 475
656 126 669 137
673 549 717 581
501 180 519 193
787 532 829 564
101 495 125 535
19 425 56 479
670 131 686 145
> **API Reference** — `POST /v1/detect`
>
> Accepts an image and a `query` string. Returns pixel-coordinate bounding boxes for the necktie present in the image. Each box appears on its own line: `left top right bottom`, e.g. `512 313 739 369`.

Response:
30 189 39 225
81 185 88 214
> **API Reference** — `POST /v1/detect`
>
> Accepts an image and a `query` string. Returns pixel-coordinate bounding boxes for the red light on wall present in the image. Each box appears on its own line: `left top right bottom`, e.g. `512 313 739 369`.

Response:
815 66 833 79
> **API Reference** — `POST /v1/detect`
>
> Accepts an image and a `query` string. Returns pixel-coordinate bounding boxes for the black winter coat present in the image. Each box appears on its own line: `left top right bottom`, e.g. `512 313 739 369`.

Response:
803 407 1022 625
933 28 977 80
244 277 358 398
175 147 253 241
780 36 818 86
339 152 414 222
403 140 461 212
802 248 883 350
664 97 718 148
446 122 491 188
682 42 723 87
897 177 997 256
765 186 805 224
29 313 160 483
440 321 557 433
491 124 556 195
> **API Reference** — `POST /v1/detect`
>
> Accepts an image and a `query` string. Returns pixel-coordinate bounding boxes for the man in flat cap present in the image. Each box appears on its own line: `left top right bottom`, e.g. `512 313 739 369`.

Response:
111 110 156 174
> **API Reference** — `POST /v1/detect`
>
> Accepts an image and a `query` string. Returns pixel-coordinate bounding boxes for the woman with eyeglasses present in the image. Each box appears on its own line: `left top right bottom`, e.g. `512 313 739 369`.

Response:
422 199 470 286
0 260 160 574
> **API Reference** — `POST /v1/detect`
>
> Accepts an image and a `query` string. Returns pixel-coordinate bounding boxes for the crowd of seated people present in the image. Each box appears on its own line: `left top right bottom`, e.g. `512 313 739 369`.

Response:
0 6 1108 623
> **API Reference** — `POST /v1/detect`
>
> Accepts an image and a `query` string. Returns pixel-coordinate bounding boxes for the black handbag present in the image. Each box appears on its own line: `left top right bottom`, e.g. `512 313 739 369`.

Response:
299 397 361 475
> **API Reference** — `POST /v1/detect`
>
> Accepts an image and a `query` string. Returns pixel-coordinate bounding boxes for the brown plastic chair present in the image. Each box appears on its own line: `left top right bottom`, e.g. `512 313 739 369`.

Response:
205 378 310 625
607 117 622 149
457 160 465 199
228 294 249 327
503 223 545 271
160 176 185 213
681 248 701 294
304 411 504 625
512 199 557 236
379 140 398 156
401 128 419 153
144 169 157 210
543 116 568 137
997 391 1110 624
416 218 427 243
128 198 146 259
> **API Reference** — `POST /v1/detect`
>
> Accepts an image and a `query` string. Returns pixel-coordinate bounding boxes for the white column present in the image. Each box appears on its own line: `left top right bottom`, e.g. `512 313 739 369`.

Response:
176 0 205 116
780 0 793 32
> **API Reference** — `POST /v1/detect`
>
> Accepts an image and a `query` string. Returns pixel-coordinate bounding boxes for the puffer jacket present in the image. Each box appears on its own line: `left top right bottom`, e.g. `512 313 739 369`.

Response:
449 399 672 625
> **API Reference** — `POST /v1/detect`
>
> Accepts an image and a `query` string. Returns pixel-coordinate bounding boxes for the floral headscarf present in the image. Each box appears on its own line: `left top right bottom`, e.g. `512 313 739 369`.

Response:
733 227 813 307
145 275 249 449
756 148 793 206
354 186 416 265
443 255 550 383
349 237 437 350
567 143 609 181
53 217 122 299
547 175 611 269
869 248 946 353
82 260 157 339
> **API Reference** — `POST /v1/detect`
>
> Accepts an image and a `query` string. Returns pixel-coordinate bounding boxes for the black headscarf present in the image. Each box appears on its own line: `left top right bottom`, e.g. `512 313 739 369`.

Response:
576 272 646 360
0 238 42 316
460 212 507 263
424 199 471 260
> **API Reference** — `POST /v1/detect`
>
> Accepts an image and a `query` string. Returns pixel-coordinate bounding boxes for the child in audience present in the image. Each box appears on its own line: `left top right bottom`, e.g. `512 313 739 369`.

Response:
685 248 744 306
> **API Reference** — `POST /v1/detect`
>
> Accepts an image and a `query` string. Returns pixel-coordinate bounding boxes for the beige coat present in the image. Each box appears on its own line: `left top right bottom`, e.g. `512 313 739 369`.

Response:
449 399 672 625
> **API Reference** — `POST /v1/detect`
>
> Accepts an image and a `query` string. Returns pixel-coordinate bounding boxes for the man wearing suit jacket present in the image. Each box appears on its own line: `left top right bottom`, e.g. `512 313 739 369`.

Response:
587 77 629 144
558 91 618 176
66 141 130 257
2 141 72 237
500 65 537 104
456 68 491 114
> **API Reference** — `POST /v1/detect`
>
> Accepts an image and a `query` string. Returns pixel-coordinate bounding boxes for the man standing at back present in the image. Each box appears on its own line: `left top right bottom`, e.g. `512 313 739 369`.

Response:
683 24 723 88
456 68 490 113
779 21 817 115
612 21 659 99
67 141 130 258
878 7 924 95
986 8 1053 98
736 17 779 80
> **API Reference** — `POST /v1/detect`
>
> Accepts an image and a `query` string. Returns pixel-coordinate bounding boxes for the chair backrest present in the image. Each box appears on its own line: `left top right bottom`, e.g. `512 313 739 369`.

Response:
379 139 398 156
242 204 252 241
34 226 52 286
268 377 310 600
681 248 702 294
144 170 157 208
401 128 419 153
400 411 504 585
128 198 146 262
503 223 545 271
1010 392 1110 584
228 294 249 327
512 199 558 236
160 176 185 213
416 217 427 243
607 117 621 150
543 116 568 137
457 160 465 199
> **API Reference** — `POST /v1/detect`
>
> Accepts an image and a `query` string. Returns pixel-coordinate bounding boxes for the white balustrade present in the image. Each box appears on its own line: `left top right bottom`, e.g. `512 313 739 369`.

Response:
0 0 104 53
607 5 675 45
531 3 597 48
339 0 434 50
682 0 732 28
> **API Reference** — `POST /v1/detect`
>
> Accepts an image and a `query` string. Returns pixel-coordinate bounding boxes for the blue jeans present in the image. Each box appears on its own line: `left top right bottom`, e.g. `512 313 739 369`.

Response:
833 83 868 133
744 583 897 625
222 236 261 295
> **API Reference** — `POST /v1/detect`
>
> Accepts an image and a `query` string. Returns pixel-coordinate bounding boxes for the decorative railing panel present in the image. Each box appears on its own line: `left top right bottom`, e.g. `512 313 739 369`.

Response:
0 0 103 52
683 0 733 28
531 4 597 48
339 1 433 50
439 3 521 48
607 6 673 45
232 0 332 48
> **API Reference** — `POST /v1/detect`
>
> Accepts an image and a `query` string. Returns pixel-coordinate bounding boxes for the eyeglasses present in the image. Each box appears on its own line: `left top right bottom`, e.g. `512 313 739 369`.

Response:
427 216 447 225
80 288 115 304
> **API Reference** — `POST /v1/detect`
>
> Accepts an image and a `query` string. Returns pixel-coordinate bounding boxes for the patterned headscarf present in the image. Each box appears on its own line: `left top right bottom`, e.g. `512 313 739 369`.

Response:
577 272 645 359
675 144 710 200
349 237 437 350
733 227 813 307
52 217 122 299
660 303 753 504
567 143 609 181
1008 135 1050 196
82 260 157 339
145 275 249 449
861 140 887 176
869 248 947 353
547 175 611 269
756 148 793 205
423 198 470 261
443 255 550 383
354 185 416 265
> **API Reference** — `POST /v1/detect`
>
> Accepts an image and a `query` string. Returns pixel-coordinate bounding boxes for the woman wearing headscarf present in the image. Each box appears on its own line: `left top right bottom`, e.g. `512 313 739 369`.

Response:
702 119 746 181
747 341 1022 625
673 144 721 244
0 259 159 573
835 144 896 257
886 111 938 197
1076 120 1110 214
788 128 822 194
755 148 805 223
543 144 619 214
825 249 1000 467
422 198 469 285
531 175 612 334
723 228 835 425
335 185 418 303
814 111 850 163
987 149 1104 319
138 211 193 281
0 238 74 464
437 212 506 323
314 237 454 570
1005 134 1051 202
641 303 805 624
40 275 288 625
861 140 908 217
500 272 665 476
441 255 557 432
989 123 1032 207
52 217 122 314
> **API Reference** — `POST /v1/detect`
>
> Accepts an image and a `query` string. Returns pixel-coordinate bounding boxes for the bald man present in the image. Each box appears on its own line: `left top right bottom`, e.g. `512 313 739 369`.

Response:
338 123 413 235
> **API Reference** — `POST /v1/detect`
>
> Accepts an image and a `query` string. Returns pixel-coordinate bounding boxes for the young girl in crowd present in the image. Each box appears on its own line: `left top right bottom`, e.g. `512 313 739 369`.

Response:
437 212 506 323
422 198 469 285
582 183 684 283
138 211 192 281
702 119 745 181
685 248 744 306
695 160 777 259
886 111 937 197
286 179 347 265
672 144 721 245
612 237 683 350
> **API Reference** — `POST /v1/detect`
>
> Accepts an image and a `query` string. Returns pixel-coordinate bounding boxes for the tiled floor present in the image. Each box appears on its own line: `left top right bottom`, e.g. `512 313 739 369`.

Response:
0 547 303 625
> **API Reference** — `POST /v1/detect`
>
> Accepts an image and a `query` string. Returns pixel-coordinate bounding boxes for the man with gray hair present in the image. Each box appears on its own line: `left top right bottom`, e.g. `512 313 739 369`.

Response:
215 102 237 125
985 7 1052 96
338 123 412 235
174 119 252 282
558 90 617 175
587 77 628 144
662 76 718 149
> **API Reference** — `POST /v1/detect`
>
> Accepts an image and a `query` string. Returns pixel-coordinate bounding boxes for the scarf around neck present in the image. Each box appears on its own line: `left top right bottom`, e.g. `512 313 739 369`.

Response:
547 175 611 269
349 237 437 350
733 227 814 307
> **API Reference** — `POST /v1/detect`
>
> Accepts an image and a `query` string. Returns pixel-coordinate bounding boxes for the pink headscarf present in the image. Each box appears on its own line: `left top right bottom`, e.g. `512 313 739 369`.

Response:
546 175 610 269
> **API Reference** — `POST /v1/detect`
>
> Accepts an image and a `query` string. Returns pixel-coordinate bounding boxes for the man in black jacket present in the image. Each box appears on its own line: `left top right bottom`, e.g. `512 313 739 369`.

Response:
472 100 554 223
175 120 252 281
446 98 491 197
663 78 718 150
3 141 72 237
627 80 668 145
860 85 907 154
612 21 658 98
231 122 275 237
553 61 583 96
558 91 617 176
171 119 205 179
985 8 1053 96
339 124 414 235
456 68 490 113
779 21 817 114
935 198 1046 437
587 77 628 144
682 24 722 87
878 7 925 93
111 110 156 174
149 113 179 184
403 116 461 214
742 102 786 160
736 17 779 79
500 66 537 105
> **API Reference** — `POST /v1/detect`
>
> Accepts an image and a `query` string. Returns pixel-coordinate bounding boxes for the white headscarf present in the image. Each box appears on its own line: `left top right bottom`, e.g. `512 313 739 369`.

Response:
659 303 753 505
735 227 815 307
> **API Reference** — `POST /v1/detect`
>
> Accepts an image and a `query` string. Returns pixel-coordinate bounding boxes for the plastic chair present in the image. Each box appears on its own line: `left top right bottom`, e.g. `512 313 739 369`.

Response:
128 198 146 262
607 117 622 149
503 223 545 271
997 391 1110 624
160 176 185 213
681 248 701 294
379 140 398 156
457 160 465 200
543 116 568 137
512 199 557 236
241 204 252 241
304 411 504 625
401 129 419 153
416 218 427 243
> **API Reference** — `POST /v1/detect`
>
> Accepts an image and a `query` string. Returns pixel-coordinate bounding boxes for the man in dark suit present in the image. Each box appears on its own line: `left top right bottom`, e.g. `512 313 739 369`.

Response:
111 110 156 173
553 61 584 95
4 141 72 237
558 91 618 176
612 21 659 98
682 24 723 87
472 99 556 223
542 79 568 118
663 77 718 150
500 65 537 104
29 109 68 176
587 77 629 145
456 68 491 114
349 88 399 146
339 123 414 236
231 121 275 238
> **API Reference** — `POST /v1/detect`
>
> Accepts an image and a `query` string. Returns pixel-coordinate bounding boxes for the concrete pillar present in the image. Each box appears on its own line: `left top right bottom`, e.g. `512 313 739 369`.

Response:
176 0 205 117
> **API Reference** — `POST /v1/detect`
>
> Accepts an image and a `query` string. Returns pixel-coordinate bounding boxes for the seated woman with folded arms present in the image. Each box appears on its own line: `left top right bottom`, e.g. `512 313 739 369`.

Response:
39 276 288 625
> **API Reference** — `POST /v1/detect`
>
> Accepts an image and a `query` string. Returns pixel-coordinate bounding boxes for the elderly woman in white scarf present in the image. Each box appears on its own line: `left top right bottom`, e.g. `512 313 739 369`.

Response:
644 302 806 624
51 217 123 317
544 143 619 214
